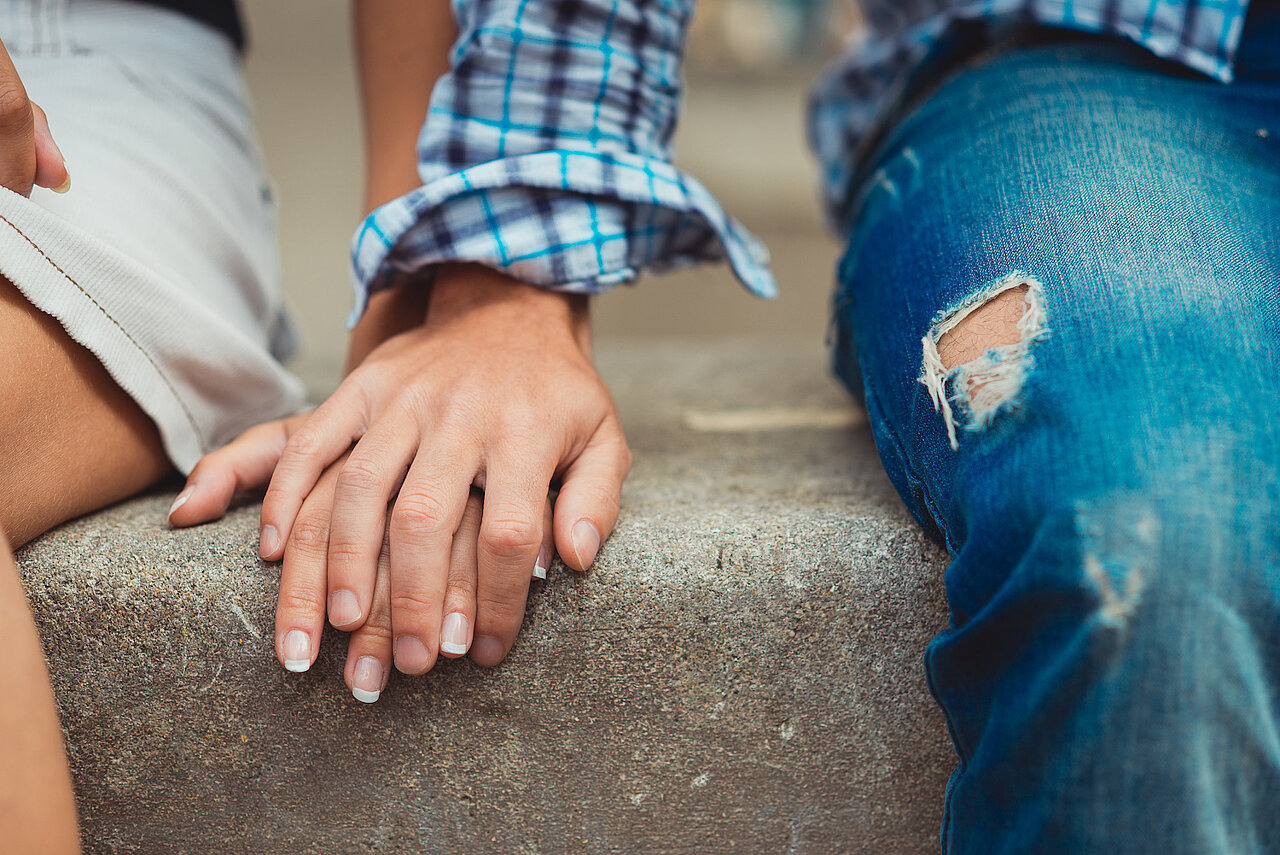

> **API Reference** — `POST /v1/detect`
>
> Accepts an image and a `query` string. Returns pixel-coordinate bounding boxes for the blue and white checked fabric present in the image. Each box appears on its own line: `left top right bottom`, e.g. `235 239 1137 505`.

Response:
348 0 774 324
811 0 1255 231
350 0 1252 319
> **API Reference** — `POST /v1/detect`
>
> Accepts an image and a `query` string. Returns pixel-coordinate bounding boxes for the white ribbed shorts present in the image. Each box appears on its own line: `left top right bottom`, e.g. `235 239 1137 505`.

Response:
0 0 305 473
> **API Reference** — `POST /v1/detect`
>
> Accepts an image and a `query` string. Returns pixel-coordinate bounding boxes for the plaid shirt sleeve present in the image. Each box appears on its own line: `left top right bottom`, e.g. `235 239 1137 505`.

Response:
347 0 776 325
810 0 1253 232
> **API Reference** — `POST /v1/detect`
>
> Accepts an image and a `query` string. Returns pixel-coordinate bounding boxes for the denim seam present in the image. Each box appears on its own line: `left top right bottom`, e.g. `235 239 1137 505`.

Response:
863 381 960 555
865 380 968 849
939 756 965 854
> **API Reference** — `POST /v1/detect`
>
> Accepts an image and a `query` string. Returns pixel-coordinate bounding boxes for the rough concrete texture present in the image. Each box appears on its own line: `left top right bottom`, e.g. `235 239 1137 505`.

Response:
19 337 954 854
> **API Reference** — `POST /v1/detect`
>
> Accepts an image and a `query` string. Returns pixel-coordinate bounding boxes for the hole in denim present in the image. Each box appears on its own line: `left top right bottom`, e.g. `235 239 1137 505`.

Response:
919 271 1048 449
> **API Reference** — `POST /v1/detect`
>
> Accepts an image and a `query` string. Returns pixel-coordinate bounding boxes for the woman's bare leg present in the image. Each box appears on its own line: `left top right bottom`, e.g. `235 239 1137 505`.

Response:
0 276 171 546
0 271 176 851
0 526 80 854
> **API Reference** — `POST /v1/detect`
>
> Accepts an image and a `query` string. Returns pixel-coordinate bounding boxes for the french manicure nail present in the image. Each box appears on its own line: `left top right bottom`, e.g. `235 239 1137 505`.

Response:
328 589 362 626
571 519 601 570
260 524 281 558
441 612 469 655
52 163 70 194
282 630 311 672
534 545 550 580
168 485 194 519
351 656 383 704
394 636 431 673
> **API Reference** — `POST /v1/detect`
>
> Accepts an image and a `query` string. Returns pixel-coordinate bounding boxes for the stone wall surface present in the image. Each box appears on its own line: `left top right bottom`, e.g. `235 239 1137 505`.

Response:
19 338 954 855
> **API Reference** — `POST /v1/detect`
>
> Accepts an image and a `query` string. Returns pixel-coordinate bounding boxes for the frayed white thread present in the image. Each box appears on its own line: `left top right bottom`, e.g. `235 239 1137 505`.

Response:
919 271 1048 450
872 168 899 199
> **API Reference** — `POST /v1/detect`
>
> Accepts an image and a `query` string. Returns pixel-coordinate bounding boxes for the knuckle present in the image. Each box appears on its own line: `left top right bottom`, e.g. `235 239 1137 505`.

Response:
351 615 393 645
388 387 428 420
601 487 623 515
445 569 478 600
335 459 385 498
389 590 437 618
276 589 326 623
390 492 450 535
480 514 541 558
579 484 621 517
442 563 478 599
326 538 368 566
475 593 525 629
0 83 31 126
289 515 330 554
283 427 323 460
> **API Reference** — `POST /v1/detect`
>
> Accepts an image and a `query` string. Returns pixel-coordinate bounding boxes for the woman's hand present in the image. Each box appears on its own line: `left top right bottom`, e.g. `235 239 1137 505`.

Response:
0 38 69 195
173 437 540 701
172 264 631 676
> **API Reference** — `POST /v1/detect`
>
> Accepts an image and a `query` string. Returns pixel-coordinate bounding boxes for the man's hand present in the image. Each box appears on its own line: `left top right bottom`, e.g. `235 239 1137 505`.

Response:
0 38 69 196
172 264 631 675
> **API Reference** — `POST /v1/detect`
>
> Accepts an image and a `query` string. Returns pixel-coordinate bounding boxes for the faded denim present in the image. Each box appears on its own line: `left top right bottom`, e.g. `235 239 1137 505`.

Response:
832 4 1280 852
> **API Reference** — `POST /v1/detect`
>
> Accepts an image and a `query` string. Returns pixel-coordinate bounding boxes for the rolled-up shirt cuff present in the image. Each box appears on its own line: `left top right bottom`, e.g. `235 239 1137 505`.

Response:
347 149 776 327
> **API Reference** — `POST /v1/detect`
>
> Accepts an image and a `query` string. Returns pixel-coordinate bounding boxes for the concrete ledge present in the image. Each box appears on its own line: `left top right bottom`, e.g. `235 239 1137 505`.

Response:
20 337 953 854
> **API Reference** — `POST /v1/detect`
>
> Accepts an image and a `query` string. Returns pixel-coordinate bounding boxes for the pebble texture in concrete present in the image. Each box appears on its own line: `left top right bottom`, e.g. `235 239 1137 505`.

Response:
20 337 954 854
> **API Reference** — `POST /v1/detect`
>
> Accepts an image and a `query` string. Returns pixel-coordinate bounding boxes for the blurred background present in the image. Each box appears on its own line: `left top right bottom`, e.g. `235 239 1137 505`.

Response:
241 0 854 398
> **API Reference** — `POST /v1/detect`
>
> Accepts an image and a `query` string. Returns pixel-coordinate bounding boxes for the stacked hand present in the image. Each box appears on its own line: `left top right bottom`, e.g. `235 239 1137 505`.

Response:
169 265 631 702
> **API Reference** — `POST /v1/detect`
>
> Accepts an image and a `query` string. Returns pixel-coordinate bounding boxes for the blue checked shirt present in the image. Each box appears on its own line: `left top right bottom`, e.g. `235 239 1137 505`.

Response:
349 0 1252 320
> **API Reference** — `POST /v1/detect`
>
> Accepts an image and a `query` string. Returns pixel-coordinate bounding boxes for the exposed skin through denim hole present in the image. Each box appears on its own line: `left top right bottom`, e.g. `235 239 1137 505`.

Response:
919 272 1049 450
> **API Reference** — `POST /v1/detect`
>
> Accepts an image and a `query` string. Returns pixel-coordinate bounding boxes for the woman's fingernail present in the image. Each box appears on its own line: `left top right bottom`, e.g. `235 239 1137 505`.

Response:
260 524 281 558
52 163 70 194
328 589 361 626
351 656 383 704
534 545 550 580
168 485 194 519
394 636 431 673
571 519 601 570
282 630 311 672
441 612 469 655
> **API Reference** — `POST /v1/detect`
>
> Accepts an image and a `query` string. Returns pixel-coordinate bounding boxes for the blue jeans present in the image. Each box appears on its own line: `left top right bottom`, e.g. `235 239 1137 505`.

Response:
832 5 1280 853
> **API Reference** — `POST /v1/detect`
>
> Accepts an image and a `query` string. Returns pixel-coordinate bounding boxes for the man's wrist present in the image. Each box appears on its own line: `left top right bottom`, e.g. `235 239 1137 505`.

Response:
428 263 592 351
344 282 431 376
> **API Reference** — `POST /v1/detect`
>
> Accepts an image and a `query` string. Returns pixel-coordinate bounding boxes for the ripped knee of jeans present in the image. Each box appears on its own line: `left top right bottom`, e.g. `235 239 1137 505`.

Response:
919 271 1049 450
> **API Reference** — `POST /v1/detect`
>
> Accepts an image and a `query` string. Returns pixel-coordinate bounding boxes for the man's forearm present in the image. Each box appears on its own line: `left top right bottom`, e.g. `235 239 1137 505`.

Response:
354 0 454 214
347 0 456 373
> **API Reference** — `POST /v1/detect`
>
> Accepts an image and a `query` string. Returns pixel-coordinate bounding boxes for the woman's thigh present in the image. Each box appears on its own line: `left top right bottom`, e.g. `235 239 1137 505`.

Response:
0 275 169 546
0 0 304 478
